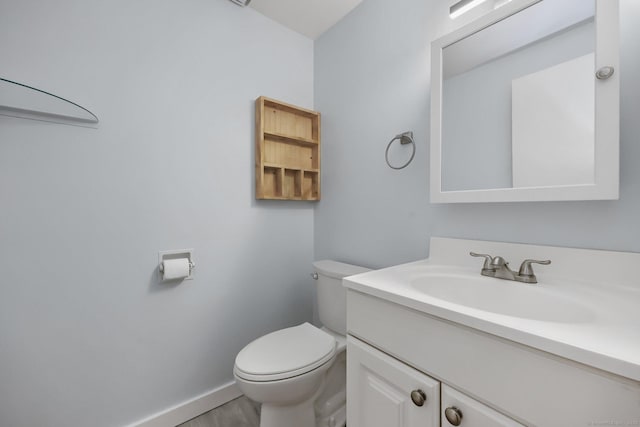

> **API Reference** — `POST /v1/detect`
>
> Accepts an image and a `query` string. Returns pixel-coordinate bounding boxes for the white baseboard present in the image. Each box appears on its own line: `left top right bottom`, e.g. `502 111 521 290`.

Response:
126 381 242 427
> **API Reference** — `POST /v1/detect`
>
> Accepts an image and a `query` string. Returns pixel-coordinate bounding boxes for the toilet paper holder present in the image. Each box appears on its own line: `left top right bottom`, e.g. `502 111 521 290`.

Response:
158 249 195 281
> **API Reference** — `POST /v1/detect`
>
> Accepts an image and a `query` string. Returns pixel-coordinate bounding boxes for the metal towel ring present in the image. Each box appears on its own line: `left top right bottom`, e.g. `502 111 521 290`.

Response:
385 131 416 170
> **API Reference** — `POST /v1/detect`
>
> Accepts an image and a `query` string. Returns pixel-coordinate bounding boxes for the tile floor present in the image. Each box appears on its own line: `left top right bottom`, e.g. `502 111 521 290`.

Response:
178 396 260 427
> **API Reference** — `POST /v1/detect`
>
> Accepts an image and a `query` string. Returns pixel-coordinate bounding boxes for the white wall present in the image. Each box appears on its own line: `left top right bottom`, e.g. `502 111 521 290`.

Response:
314 0 640 268
0 1 314 426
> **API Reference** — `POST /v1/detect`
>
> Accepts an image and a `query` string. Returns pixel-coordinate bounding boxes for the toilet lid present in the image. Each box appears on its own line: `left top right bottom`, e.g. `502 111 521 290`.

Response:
234 323 336 382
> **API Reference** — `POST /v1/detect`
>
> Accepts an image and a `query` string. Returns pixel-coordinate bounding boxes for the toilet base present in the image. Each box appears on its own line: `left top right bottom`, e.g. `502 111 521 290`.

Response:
260 398 315 427
253 350 346 427
316 403 346 427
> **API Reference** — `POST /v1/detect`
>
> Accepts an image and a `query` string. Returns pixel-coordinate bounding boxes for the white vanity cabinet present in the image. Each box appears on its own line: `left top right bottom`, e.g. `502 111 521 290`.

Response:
348 335 525 427
347 336 440 427
345 289 640 427
345 238 640 427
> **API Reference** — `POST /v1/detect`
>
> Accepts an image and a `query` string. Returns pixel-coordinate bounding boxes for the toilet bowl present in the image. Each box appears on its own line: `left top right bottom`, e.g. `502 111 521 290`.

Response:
233 260 369 427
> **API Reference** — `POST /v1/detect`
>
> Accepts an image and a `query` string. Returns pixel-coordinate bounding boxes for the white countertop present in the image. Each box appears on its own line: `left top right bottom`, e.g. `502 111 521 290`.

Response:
343 237 640 382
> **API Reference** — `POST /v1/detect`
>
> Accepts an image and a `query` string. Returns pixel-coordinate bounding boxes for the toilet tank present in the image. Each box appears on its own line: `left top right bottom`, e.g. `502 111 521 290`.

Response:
313 260 370 335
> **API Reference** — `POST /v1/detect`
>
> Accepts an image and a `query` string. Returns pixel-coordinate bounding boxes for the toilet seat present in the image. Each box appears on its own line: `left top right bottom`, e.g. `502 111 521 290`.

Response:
234 323 336 382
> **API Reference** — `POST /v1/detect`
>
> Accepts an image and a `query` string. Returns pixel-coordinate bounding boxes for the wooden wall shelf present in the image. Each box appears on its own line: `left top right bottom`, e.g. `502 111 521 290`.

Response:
256 96 321 201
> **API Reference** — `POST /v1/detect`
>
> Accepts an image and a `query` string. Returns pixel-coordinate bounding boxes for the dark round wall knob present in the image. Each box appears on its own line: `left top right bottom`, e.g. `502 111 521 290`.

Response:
410 389 427 406
445 406 463 426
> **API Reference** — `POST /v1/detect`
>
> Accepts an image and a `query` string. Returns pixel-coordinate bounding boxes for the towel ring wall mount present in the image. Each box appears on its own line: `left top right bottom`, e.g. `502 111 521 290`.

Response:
385 131 416 170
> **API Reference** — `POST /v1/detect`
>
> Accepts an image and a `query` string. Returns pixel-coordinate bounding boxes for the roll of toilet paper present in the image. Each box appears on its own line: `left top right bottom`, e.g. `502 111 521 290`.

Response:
162 258 191 281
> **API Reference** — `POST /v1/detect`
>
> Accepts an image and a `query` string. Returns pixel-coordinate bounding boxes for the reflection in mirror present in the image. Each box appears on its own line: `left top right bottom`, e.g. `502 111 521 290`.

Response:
0 78 99 126
441 0 594 191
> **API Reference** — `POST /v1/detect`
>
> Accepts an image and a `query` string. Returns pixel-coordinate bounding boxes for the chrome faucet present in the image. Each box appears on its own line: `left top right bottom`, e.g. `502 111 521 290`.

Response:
470 252 551 284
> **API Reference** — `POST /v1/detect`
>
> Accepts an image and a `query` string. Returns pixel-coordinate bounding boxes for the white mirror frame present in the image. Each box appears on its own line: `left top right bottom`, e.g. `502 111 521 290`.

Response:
430 0 619 203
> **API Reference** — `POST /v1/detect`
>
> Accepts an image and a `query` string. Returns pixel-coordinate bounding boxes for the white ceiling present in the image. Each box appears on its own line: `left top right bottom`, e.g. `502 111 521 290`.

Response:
249 0 364 40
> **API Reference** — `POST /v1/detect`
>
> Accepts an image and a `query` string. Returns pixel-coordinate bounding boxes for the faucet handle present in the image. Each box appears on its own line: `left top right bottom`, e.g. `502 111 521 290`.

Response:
490 256 508 268
470 252 493 271
518 259 551 278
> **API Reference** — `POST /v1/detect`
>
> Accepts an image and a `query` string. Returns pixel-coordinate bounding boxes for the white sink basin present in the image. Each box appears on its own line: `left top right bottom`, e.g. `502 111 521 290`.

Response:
410 272 596 323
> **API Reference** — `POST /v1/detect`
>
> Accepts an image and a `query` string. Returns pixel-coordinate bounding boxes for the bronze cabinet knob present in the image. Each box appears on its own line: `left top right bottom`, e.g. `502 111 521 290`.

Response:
410 389 427 407
445 406 463 426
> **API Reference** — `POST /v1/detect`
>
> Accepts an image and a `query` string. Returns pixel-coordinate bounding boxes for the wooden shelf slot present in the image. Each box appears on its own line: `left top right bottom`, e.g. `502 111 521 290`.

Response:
284 169 302 199
262 166 283 198
303 171 319 200
263 137 316 170
263 97 318 119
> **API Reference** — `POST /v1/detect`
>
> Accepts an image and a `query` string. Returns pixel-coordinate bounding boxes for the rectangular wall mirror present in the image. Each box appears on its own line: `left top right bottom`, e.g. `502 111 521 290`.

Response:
430 0 619 203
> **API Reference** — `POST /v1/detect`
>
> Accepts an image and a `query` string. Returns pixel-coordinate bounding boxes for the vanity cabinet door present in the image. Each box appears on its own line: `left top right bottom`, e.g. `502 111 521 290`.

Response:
347 336 440 427
441 385 525 427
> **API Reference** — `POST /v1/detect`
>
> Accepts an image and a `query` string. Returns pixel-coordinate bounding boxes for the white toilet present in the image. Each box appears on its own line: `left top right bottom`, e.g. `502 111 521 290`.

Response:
233 260 369 427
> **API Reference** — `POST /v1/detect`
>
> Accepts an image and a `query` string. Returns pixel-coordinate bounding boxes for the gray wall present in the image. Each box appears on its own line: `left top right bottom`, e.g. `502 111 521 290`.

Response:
0 1 314 426
314 0 640 269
